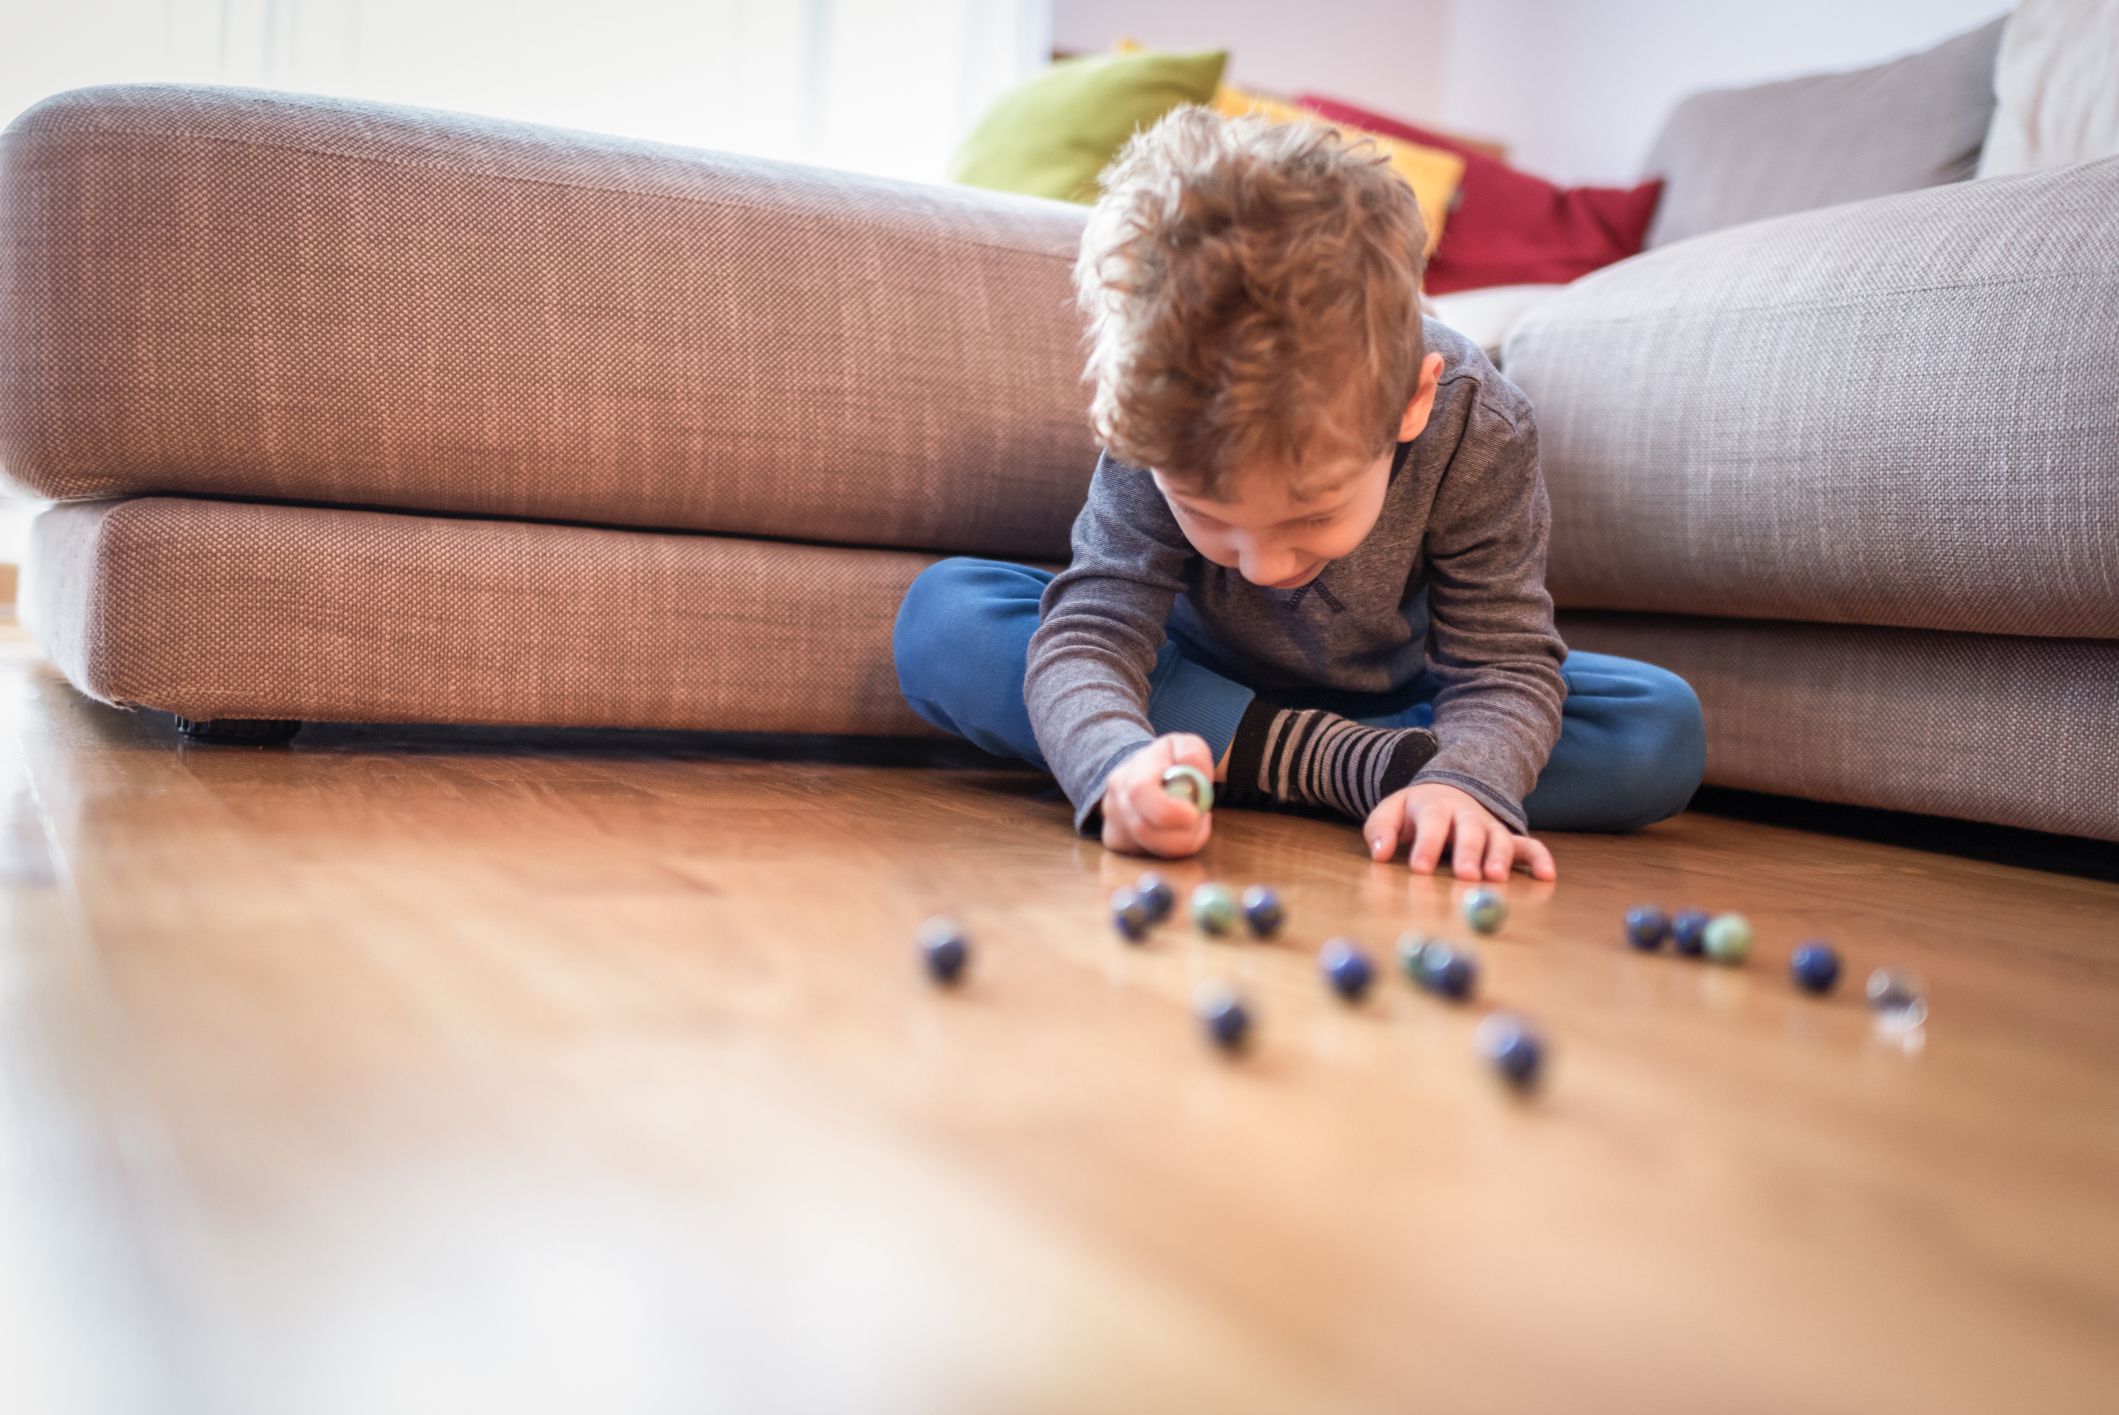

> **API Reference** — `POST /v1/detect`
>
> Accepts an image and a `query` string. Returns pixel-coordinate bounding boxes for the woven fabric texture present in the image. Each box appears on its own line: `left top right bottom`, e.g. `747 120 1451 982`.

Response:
24 497 944 737
0 83 1097 560
1560 612 2119 842
23 497 2114 840
1642 17 2003 248
1508 155 2119 640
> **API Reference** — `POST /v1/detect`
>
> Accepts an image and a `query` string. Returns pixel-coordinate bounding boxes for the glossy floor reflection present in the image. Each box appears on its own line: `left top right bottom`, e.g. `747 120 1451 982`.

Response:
3 627 2116 1415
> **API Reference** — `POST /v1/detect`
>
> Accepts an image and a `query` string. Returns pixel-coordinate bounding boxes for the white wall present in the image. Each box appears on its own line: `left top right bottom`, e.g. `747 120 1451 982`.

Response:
1053 0 2012 184
1050 0 1456 129
3 1 1052 185
1440 0 2009 184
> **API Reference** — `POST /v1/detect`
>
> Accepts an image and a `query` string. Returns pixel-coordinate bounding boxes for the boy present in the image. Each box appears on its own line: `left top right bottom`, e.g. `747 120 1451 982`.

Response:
893 107 1704 881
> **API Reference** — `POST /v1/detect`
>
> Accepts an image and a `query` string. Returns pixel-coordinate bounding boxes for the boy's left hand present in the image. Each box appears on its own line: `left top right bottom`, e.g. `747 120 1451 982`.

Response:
1364 782 1557 881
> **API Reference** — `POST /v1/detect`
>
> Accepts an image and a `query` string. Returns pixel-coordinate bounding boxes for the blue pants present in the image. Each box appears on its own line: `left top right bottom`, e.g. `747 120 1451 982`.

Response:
893 557 1706 832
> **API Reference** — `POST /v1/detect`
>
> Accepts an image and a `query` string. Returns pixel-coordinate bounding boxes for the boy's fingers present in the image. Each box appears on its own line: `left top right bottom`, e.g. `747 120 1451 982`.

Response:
1451 812 1486 879
1482 827 1515 882
1104 788 1142 853
1165 733 1216 779
1407 804 1453 874
1134 791 1210 859
1127 774 1198 833
1363 796 1404 861
1101 804 1140 856
1518 836 1559 881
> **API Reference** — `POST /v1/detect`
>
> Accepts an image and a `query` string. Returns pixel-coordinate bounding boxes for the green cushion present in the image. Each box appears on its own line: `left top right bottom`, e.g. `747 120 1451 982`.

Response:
948 48 1229 205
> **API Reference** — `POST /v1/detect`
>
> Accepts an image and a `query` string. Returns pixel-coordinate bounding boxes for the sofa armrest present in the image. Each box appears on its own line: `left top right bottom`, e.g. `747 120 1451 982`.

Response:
1504 156 2119 640
0 84 1097 559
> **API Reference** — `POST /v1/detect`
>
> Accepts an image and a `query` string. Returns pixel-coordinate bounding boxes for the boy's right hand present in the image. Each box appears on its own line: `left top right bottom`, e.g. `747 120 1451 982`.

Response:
1098 733 1216 858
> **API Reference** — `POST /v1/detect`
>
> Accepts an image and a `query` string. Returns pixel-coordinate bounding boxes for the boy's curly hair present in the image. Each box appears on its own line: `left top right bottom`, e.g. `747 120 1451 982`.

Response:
1074 105 1429 501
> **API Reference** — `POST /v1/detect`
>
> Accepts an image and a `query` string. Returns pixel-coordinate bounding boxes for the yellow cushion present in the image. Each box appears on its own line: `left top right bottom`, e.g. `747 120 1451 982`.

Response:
1114 38 1463 257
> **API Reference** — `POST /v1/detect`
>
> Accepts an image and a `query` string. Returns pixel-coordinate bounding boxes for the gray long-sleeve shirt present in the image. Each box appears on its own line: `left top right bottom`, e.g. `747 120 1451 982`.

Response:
1024 316 1567 836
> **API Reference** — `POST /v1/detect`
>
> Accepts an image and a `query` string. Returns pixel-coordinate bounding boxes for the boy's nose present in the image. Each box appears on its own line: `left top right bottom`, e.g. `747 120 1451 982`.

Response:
1243 551 1304 588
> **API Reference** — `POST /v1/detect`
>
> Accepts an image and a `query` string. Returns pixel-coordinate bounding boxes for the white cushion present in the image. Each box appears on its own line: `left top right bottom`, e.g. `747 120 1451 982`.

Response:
1423 284 1572 366
1978 0 2119 177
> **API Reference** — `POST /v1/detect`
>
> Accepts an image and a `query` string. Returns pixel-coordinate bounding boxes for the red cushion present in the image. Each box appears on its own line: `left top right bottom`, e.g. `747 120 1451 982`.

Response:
1297 94 1663 295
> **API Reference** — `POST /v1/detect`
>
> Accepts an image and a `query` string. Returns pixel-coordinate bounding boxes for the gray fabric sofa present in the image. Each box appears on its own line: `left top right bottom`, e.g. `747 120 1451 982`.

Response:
2 54 2113 840
1501 15 2116 842
1515 155 2118 842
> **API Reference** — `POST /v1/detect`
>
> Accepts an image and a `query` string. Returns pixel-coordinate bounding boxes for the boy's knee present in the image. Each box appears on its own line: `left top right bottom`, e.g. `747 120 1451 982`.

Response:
1615 665 1707 827
893 557 1039 707
894 558 986 688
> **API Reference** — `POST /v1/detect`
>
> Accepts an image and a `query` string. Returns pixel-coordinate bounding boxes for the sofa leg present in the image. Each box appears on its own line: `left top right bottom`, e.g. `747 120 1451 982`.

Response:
173 716 304 746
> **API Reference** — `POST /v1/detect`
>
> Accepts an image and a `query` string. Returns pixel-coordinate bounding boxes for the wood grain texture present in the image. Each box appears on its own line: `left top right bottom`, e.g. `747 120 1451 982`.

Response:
2 637 2115 1415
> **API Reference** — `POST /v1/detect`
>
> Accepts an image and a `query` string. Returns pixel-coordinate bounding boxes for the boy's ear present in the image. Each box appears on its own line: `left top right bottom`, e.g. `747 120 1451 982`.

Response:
1396 352 1447 441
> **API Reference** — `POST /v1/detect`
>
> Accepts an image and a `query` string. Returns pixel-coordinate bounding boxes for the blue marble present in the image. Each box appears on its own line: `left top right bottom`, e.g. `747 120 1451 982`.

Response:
1625 906 1671 951
1790 941 1842 994
1110 888 1151 943
1319 938 1375 1002
1475 1012 1545 1090
1134 872 1176 925
1418 943 1477 1001
1670 909 1710 957
1240 885 1286 939
1196 983 1252 1051
918 916 969 985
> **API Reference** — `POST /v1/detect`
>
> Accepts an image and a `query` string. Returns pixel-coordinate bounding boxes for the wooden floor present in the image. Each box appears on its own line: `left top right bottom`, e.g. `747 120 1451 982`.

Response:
4 629 2117 1415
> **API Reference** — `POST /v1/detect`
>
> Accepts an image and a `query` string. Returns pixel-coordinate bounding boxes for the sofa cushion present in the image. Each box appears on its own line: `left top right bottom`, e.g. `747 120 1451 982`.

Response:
1978 0 2119 177
1423 283 1569 365
1560 613 2119 844
1205 87 1462 260
0 84 1099 561
1504 153 2119 641
948 45 1227 205
24 497 947 736
1297 94 1663 295
1641 17 2005 248
1109 40 1467 260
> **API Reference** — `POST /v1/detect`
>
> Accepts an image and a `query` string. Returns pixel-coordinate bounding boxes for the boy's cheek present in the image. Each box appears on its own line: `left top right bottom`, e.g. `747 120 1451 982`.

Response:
1182 533 1239 569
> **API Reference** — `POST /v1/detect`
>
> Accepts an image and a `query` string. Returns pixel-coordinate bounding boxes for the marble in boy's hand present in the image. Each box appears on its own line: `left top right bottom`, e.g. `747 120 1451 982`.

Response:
1365 781 1557 882
1098 733 1216 859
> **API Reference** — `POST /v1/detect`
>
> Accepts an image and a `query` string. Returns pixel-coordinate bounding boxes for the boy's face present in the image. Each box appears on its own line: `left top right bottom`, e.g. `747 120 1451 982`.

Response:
1155 451 1393 589
1152 353 1445 590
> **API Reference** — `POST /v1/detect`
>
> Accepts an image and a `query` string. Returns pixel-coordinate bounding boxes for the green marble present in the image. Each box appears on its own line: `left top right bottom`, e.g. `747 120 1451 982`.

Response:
1702 912 1754 965
1190 882 1238 935
1160 763 1214 812
1463 887 1507 935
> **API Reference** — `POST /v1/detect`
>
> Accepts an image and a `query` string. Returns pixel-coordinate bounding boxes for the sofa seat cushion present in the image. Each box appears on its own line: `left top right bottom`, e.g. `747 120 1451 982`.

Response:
1561 612 2119 843
1506 155 2119 641
0 84 1098 561
24 496 950 736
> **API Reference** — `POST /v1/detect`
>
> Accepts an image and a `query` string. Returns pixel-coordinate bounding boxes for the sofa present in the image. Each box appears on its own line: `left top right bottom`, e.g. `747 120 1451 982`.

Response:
2 48 2113 839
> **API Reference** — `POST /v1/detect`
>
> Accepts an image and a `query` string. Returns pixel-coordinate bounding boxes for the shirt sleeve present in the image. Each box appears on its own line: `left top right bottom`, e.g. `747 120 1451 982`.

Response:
1024 452 1194 834
1413 393 1568 833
